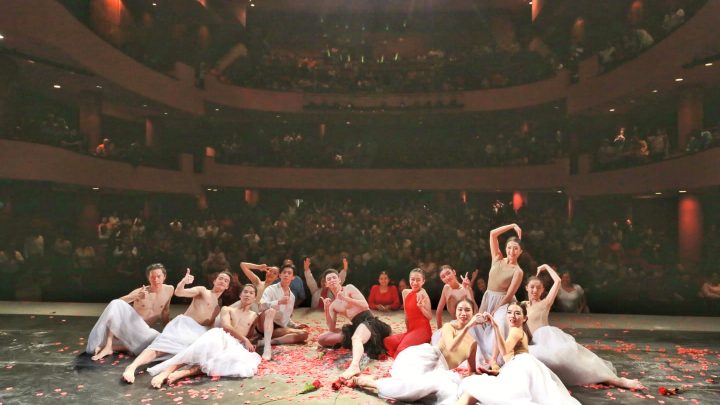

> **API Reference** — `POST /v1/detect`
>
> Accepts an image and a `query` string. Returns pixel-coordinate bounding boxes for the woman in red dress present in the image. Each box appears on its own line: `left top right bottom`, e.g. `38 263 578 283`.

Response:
368 271 401 311
383 269 433 358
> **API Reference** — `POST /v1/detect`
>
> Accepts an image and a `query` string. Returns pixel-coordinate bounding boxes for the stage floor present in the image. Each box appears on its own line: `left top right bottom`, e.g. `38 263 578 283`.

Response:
0 302 718 405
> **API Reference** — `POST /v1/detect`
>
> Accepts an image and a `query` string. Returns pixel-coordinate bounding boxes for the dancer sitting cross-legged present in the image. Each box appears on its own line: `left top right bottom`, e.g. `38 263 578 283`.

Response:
525 264 645 389
255 264 309 360
353 298 478 405
86 263 174 361
317 269 392 379
457 303 581 405
147 283 262 388
383 268 432 358
122 269 230 383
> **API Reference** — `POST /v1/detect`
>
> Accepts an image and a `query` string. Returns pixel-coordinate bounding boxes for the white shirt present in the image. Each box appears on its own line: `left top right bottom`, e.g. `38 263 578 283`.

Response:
260 283 296 328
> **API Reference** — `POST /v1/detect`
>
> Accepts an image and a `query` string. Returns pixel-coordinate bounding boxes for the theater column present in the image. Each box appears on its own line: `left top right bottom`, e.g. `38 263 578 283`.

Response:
677 87 703 152
678 194 702 267
0 55 19 132
79 195 100 238
79 91 102 154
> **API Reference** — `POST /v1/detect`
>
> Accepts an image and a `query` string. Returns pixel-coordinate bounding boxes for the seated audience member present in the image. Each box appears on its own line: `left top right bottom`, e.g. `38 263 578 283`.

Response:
86 263 174 360
555 272 589 313
368 271 401 311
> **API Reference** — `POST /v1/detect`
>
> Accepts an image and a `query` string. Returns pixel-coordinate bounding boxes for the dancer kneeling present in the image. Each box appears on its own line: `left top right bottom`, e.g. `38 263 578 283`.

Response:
354 298 478 405
147 284 262 388
317 269 392 379
86 263 174 361
456 303 580 405
525 264 644 389
122 269 230 383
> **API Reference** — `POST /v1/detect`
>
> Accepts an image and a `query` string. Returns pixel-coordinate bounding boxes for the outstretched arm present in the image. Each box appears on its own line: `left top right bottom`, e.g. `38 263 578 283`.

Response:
339 257 348 284
119 286 146 303
240 262 265 286
489 224 522 260
304 258 319 293
336 285 369 310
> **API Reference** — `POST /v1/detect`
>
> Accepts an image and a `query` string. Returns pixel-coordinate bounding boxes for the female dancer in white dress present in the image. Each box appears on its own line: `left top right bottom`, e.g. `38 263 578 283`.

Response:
147 284 262 388
525 265 644 389
470 223 524 368
352 298 478 405
457 303 580 405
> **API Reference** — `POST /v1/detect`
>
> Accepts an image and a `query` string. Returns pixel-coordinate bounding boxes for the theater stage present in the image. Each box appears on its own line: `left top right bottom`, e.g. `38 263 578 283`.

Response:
0 302 718 405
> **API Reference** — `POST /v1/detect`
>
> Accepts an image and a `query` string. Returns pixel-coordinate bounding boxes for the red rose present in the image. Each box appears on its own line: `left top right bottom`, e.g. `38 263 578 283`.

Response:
331 378 344 391
312 380 321 389
658 386 668 396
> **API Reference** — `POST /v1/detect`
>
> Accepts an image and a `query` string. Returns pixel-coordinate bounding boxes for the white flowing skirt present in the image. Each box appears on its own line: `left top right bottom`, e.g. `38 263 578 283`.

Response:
86 299 159 355
460 353 580 405
529 326 618 386
376 343 461 405
147 315 208 356
147 328 261 378
469 290 515 365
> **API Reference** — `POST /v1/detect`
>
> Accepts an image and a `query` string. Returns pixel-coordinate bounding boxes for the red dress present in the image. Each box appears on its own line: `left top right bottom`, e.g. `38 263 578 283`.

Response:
368 285 401 310
383 290 432 358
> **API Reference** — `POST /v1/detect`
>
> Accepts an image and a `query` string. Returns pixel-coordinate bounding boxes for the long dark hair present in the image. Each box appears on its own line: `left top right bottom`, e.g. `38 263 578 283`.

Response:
515 302 533 344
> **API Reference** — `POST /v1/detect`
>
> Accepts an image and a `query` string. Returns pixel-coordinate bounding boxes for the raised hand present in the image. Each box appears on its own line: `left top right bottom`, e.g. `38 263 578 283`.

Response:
416 292 427 306
513 224 522 240
342 257 348 271
537 264 548 276
481 312 495 325
470 313 486 326
182 269 194 285
259 263 268 272
304 257 311 271
322 297 332 309
461 272 471 289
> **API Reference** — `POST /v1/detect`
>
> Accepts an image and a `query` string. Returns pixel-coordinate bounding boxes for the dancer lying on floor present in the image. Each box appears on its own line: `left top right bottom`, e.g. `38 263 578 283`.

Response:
353 298 478 405
470 223 524 369
317 268 392 379
525 264 645 389
147 283 262 388
122 269 230 383
457 303 580 405
86 263 174 361
383 268 432 358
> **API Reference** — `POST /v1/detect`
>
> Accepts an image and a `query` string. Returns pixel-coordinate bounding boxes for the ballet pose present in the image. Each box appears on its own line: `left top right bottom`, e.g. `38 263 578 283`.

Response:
383 268 432 358
147 284 262 388
525 264 644 389
317 269 392 379
122 269 230 383
457 303 580 405
86 263 174 361
470 224 524 367
353 298 478 405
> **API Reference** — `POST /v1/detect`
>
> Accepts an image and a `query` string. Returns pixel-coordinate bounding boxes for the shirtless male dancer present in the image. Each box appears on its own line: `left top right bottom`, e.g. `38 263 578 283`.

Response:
317 269 392 379
87 263 174 360
148 283 262 388
122 269 230 383
239 262 279 308
435 265 475 329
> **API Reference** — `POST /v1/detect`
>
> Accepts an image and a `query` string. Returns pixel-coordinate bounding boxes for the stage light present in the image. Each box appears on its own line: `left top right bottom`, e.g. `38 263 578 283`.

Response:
675 77 684 82
609 108 615 112
652 89 658 93
655 192 662 195
53 84 61 89
705 62 713 67
679 190 687 193
0 34 4 40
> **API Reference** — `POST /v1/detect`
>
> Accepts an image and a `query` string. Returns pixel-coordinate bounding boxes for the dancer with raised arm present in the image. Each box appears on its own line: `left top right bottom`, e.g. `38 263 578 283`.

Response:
383 268 432 358
470 223 524 369
87 263 174 361
353 298 478 405
457 303 580 405
304 257 347 310
239 261 279 309
432 265 475 344
317 269 392 379
526 264 644 389
147 284 262 388
256 264 309 360
122 269 230 383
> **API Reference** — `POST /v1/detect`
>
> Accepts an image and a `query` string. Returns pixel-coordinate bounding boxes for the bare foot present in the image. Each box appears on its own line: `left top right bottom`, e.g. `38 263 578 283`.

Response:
91 345 114 361
122 367 136 384
150 372 169 389
262 347 272 361
340 364 361 380
616 377 645 390
167 367 198 385
352 375 377 390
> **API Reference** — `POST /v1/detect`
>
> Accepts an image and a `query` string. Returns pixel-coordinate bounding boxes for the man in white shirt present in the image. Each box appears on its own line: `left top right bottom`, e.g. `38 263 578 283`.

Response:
257 264 308 360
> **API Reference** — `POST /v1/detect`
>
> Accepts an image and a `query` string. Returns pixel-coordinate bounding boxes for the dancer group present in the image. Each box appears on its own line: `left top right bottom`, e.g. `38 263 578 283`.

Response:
86 224 644 403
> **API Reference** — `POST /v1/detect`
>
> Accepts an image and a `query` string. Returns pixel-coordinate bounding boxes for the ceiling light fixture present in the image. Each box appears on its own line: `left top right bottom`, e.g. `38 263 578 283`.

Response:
96 85 102 89
675 77 684 82
655 192 662 195
705 62 713 67
53 84 61 89
679 190 687 193
652 89 658 93
609 108 615 112
0 34 5 40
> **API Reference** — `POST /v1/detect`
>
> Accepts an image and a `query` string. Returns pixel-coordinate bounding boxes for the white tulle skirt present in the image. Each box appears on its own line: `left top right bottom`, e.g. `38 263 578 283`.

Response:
460 353 580 405
529 326 619 386
376 343 461 405
86 299 159 355
147 315 208 356
469 290 515 365
147 328 261 378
